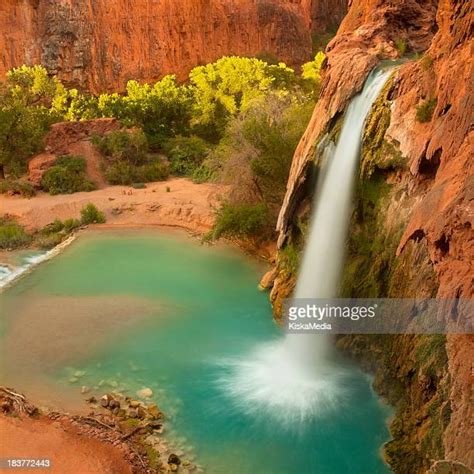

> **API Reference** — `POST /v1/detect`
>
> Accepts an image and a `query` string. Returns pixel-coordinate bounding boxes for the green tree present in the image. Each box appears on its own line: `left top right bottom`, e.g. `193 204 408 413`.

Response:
0 66 67 178
214 94 313 208
301 52 325 98
189 56 297 139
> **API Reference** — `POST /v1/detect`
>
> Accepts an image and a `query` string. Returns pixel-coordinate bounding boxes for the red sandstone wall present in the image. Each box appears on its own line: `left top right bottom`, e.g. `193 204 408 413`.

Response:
0 0 346 92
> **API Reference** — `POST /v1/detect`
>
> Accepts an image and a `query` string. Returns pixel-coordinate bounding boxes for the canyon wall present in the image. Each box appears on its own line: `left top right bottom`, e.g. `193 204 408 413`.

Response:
273 0 473 472
0 0 346 93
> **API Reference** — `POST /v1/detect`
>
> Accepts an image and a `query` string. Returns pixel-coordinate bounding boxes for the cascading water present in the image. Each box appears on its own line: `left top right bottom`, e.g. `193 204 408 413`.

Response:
218 67 393 428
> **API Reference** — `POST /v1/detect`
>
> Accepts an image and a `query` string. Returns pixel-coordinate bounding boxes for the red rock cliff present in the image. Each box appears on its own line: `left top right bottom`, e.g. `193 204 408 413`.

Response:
0 0 347 92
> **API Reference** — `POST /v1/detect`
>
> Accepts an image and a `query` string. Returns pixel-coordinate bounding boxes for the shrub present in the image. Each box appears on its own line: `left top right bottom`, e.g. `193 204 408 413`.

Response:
131 182 146 189
105 161 135 185
394 38 407 56
416 98 437 123
80 203 106 224
0 219 31 249
210 203 270 240
105 159 168 185
36 217 81 248
37 232 64 249
162 135 210 176
41 155 96 195
216 94 313 208
192 160 218 183
92 130 148 165
136 161 169 182
41 218 64 234
63 218 81 232
0 180 36 197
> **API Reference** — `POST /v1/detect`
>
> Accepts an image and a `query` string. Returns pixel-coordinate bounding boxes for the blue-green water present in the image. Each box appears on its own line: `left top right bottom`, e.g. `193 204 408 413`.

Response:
0 230 392 473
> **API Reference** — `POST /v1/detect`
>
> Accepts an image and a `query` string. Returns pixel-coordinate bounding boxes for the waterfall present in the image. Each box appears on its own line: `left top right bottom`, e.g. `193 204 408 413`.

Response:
218 68 393 428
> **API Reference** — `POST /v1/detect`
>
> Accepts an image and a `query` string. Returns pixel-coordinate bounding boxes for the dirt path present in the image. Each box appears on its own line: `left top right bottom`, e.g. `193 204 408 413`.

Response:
1 178 227 234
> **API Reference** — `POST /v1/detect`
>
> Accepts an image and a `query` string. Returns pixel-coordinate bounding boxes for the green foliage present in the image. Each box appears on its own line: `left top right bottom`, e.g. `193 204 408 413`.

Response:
419 55 434 71
361 76 406 178
0 218 31 249
80 203 106 225
189 56 297 138
104 158 168 185
41 155 96 195
341 174 400 298
63 218 81 232
36 232 64 249
0 66 75 178
279 242 301 276
0 180 36 197
41 218 65 234
192 160 219 184
215 94 313 208
416 98 437 123
94 130 168 184
97 76 192 148
301 52 325 98
209 203 270 240
92 130 148 165
162 135 210 176
394 38 407 56
415 335 448 372
36 217 81 249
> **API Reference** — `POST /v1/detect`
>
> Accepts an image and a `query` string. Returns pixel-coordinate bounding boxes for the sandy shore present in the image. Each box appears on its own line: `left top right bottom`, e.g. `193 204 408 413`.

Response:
1 178 227 234
0 416 132 474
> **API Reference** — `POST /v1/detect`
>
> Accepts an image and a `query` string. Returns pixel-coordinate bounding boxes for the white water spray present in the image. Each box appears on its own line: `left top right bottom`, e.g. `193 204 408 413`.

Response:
218 68 393 427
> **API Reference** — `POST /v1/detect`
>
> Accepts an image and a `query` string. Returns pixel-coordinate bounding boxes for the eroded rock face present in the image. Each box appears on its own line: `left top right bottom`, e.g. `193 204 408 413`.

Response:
28 118 120 186
0 0 346 92
277 0 439 243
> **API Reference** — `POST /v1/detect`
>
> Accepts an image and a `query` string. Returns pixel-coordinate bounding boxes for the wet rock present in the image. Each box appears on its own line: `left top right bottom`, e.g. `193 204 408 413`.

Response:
109 399 120 410
136 388 153 399
100 394 113 408
128 408 139 419
129 400 141 408
168 453 181 466
147 403 162 419
258 269 277 291
136 406 148 419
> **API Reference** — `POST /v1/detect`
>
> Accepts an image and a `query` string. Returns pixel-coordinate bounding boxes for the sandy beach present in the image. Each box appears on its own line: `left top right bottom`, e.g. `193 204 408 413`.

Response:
1 178 227 234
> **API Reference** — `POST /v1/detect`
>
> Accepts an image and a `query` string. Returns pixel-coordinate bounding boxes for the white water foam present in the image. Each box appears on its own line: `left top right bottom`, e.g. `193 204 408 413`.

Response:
217 68 393 427
0 234 76 291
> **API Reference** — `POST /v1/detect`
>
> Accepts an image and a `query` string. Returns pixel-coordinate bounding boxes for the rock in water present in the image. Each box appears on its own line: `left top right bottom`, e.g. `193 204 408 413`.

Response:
258 269 277 291
168 453 181 466
136 388 153 399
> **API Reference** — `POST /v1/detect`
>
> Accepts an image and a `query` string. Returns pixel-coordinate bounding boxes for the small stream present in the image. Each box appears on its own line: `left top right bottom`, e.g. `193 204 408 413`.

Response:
0 230 391 473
